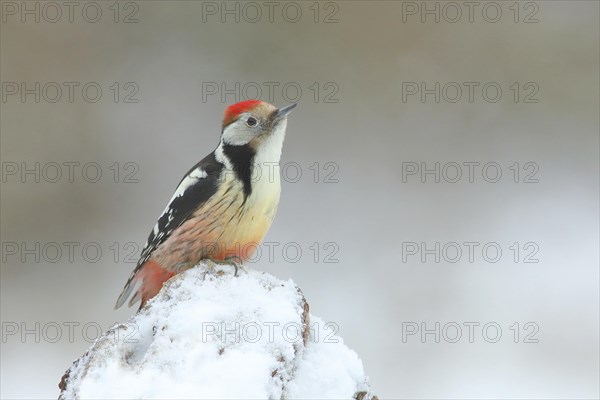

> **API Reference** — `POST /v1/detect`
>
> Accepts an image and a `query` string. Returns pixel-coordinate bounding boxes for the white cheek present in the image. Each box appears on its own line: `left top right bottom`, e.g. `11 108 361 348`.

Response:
221 122 254 146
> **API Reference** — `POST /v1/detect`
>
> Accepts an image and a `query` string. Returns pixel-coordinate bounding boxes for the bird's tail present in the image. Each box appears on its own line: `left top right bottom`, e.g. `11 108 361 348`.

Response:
115 261 175 311
114 271 138 310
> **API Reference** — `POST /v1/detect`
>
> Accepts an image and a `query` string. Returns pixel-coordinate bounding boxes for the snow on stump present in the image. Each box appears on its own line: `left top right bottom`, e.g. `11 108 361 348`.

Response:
59 263 377 399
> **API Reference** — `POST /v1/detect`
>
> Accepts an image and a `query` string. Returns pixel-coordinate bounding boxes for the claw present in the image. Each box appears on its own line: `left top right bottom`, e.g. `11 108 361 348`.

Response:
224 256 243 276
203 256 243 276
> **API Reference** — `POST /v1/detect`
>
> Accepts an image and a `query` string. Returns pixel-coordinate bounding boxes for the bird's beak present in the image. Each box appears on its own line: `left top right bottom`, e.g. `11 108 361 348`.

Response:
274 103 297 121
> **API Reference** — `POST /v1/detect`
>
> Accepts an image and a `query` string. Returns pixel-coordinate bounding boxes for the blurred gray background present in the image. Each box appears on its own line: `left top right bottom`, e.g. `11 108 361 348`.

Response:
1 1 598 398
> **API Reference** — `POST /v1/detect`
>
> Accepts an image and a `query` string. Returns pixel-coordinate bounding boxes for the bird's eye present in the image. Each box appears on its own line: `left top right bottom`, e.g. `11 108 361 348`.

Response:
246 117 258 127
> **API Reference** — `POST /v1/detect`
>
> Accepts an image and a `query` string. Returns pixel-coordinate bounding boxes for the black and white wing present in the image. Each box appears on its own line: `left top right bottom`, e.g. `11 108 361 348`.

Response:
114 152 224 309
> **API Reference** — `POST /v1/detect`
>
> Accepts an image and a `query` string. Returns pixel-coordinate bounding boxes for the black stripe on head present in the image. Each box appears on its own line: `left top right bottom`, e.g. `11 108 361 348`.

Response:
222 143 255 199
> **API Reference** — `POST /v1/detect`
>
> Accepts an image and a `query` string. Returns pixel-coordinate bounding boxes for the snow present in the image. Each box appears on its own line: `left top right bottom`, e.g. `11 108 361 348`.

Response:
60 263 375 399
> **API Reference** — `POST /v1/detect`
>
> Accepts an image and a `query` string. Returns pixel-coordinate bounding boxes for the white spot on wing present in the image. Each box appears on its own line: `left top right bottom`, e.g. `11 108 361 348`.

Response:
215 144 232 169
190 169 207 180
164 168 207 208
148 167 209 243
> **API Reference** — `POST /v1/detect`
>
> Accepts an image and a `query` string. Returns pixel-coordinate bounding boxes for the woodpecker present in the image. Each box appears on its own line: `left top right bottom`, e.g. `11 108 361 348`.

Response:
115 100 296 310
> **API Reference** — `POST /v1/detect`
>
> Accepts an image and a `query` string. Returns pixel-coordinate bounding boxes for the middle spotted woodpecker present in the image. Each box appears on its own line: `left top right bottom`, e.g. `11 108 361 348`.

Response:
115 100 296 310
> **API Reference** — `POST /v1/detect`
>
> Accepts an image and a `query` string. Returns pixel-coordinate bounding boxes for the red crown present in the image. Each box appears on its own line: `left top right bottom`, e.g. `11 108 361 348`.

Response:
223 100 263 127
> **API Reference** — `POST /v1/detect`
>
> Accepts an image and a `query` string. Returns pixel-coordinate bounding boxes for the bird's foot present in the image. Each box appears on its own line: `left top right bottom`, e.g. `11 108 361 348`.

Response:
205 256 244 277
224 255 245 277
